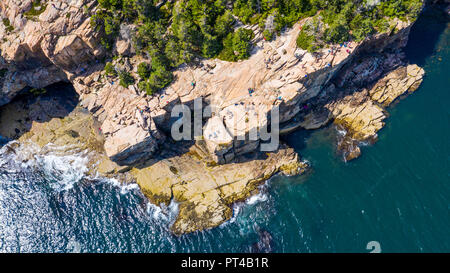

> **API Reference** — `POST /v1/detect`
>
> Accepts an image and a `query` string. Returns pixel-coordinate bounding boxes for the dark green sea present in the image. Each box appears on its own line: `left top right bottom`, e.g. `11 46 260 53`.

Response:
0 7 448 253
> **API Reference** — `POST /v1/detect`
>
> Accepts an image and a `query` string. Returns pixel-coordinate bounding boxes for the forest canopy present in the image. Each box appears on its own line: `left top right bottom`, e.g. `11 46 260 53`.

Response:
91 0 423 94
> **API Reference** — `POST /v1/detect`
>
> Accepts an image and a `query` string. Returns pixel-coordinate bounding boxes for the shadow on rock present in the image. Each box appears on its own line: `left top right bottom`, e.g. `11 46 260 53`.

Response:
0 82 79 140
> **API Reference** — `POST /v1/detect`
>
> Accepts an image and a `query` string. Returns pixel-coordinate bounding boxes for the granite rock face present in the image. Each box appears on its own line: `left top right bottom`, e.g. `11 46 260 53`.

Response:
132 143 307 234
369 64 425 106
0 1 423 165
15 107 106 174
297 64 425 161
0 0 165 165
0 0 427 234
0 0 103 104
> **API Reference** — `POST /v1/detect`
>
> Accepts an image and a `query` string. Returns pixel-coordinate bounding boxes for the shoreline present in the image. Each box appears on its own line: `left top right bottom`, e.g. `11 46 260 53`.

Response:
0 0 436 234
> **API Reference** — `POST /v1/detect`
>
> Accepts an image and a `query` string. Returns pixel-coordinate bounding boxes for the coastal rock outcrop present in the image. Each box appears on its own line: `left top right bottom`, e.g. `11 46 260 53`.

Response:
0 0 424 166
0 78 308 234
0 0 427 234
296 64 424 161
369 64 425 106
0 0 166 165
327 64 424 160
15 107 106 174
132 143 307 234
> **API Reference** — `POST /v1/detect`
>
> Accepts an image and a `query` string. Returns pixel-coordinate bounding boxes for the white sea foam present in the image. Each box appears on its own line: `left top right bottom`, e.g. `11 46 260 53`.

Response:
246 191 268 205
104 177 140 195
119 183 140 195
336 128 347 136
147 203 167 220
221 182 271 228
146 199 179 222
0 141 90 191
0 140 145 194
37 152 89 191
359 140 371 146
227 204 242 225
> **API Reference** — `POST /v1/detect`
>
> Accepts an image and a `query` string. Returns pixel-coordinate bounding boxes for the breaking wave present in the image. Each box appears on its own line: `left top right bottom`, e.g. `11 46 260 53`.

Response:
0 139 281 252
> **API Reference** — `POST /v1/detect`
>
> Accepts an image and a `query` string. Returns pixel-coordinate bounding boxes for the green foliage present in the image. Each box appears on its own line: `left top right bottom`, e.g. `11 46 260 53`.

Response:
135 55 173 95
29 88 47 96
263 29 274 41
138 68 173 96
137 80 149 94
24 0 47 19
218 28 254 61
137 62 151 80
294 0 423 51
296 30 315 52
202 34 221 58
2 18 13 33
92 0 423 56
90 0 423 94
118 70 135 88
98 0 123 10
350 14 375 42
324 20 349 44
104 62 117 77
215 10 235 38
232 0 256 24
91 9 121 50
232 28 254 59
147 68 173 94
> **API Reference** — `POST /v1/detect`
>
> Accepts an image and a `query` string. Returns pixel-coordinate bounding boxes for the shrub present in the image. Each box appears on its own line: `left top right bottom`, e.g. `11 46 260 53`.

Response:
296 31 315 52
218 28 254 61
90 0 423 70
29 88 47 96
104 62 117 76
324 22 350 44
147 68 173 93
118 71 135 88
2 18 14 33
90 9 120 50
232 28 254 59
263 29 274 41
138 80 152 95
137 62 151 80
350 15 375 42
24 0 47 19
202 35 222 59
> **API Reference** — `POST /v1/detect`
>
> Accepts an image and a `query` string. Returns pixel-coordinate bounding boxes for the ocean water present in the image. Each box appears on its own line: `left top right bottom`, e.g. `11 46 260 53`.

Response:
0 7 448 253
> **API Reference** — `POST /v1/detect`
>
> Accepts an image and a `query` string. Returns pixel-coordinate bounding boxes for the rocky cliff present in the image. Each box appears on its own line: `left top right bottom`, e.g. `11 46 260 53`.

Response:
0 0 426 166
0 0 428 234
